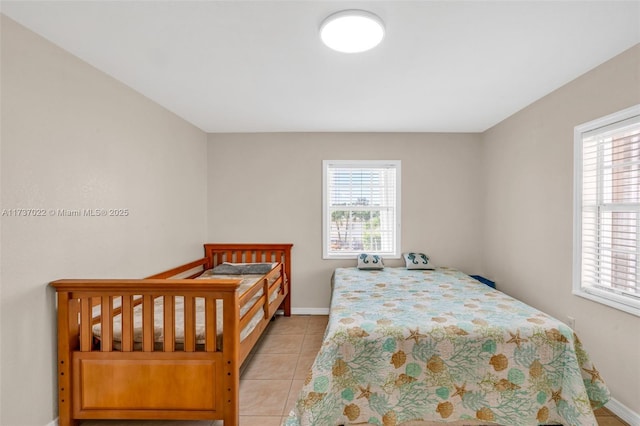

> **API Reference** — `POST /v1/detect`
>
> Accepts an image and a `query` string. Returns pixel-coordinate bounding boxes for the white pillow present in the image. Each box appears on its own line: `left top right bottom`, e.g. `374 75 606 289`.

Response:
403 252 436 270
357 253 384 270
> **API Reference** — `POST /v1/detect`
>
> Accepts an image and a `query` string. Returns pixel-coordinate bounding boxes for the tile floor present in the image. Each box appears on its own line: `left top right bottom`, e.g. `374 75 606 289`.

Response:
80 315 628 426
594 407 631 426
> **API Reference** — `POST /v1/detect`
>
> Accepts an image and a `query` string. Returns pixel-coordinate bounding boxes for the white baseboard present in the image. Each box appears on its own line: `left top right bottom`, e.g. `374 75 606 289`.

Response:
46 418 58 426
291 307 330 315
607 397 640 426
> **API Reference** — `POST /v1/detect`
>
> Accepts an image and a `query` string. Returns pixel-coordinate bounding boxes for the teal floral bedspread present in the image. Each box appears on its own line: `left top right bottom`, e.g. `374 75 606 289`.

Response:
285 267 609 426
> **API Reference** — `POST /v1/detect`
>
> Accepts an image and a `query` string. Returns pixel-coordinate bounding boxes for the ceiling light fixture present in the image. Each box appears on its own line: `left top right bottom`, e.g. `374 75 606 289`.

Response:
320 10 385 53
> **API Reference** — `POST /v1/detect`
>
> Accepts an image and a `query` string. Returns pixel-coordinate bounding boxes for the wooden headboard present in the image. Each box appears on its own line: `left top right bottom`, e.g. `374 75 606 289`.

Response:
203 243 293 315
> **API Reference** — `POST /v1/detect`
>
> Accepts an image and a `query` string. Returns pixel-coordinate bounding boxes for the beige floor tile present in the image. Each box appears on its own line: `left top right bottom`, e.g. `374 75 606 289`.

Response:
306 315 329 334
239 354 254 376
242 353 300 380
293 351 317 380
239 379 290 416
254 333 305 354
81 421 214 426
596 417 630 426
594 408 630 425
249 332 267 354
238 415 284 426
300 333 324 353
267 315 309 335
284 379 306 416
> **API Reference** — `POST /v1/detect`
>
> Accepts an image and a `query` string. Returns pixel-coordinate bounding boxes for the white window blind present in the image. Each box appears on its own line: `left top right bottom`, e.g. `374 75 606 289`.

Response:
574 105 640 316
323 160 401 259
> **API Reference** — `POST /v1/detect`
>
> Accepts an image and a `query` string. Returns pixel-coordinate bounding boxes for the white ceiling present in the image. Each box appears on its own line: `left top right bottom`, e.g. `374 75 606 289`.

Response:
2 1 639 133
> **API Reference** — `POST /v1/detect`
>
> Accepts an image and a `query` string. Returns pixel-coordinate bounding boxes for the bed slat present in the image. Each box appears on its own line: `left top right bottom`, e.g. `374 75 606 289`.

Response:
100 296 113 352
205 297 216 352
184 296 196 352
239 294 267 331
121 295 133 352
80 298 92 351
163 295 175 352
262 279 270 319
142 295 154 352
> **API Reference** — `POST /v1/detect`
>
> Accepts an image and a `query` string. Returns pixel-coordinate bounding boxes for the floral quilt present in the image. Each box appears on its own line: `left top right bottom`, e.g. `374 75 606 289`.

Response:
285 267 609 426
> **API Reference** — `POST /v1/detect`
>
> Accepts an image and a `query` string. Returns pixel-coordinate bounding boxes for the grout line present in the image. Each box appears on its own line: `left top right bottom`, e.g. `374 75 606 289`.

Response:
282 376 296 417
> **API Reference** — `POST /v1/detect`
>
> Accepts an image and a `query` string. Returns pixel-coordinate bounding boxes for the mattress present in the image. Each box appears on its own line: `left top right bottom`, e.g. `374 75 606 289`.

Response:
92 265 281 349
286 267 610 426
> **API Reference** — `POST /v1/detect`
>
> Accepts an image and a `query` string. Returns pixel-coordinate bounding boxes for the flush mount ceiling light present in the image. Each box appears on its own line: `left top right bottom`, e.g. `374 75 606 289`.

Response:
320 10 385 53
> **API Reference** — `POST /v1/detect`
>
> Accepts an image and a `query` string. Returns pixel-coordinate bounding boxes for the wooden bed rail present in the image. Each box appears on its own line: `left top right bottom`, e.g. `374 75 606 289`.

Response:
51 278 242 350
80 257 213 316
51 278 240 293
50 243 292 426
145 257 210 279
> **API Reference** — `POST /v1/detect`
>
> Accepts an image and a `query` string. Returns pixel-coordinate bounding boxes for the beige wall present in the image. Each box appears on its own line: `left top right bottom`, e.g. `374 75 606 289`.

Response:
207 132 484 311
3 11 639 425
0 16 208 425
482 44 640 415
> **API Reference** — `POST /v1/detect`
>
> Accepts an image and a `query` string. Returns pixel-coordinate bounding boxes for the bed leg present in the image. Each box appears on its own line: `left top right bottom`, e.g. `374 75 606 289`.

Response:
57 394 78 426
57 415 78 426
224 354 240 426
283 293 291 317
56 292 77 426
223 368 240 426
224 406 239 426
57 358 74 426
222 290 241 426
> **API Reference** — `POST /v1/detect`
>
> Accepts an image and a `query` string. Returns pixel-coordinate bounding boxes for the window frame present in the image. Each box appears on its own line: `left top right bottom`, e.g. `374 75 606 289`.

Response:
322 159 401 260
573 104 640 317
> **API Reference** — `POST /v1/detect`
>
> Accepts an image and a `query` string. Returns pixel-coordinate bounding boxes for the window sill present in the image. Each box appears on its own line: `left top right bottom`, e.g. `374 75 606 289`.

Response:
573 288 640 317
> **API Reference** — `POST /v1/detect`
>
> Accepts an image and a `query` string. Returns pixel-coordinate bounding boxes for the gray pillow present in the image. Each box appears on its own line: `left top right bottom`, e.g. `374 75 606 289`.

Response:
211 262 274 275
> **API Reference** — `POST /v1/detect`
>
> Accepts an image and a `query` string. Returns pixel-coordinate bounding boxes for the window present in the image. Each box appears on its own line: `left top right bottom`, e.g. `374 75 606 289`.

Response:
574 104 640 316
323 160 401 259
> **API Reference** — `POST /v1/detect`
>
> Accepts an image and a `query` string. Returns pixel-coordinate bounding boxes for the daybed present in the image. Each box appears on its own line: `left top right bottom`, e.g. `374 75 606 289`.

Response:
286 266 610 426
51 243 292 426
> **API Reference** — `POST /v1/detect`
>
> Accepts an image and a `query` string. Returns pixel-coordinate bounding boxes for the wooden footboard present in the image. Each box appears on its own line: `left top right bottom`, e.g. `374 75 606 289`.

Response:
51 243 293 426
53 278 242 425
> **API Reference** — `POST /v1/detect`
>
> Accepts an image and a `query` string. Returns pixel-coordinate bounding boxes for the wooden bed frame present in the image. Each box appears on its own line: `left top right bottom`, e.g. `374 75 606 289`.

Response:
51 243 293 426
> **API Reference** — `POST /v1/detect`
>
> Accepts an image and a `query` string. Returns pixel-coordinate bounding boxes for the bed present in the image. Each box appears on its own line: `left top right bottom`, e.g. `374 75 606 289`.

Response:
286 266 610 426
51 243 292 426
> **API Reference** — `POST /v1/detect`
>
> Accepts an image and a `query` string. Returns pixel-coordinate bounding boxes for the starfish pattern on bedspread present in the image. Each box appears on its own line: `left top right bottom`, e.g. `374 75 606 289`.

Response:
285 267 610 426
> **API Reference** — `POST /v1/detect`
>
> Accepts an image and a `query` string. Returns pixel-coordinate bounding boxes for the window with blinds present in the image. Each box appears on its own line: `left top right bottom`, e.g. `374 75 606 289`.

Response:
574 104 640 317
323 160 401 259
